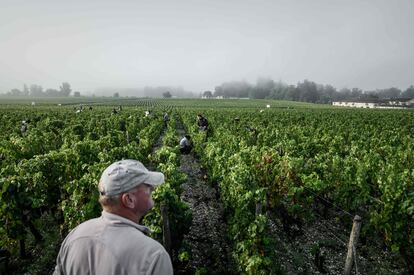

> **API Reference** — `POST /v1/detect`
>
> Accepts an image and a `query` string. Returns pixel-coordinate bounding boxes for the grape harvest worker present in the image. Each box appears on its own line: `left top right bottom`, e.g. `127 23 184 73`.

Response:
197 114 208 131
179 135 192 154
20 120 28 134
54 159 173 275
163 112 170 126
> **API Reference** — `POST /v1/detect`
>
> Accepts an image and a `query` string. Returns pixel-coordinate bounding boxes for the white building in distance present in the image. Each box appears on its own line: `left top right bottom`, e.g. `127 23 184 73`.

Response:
332 98 414 109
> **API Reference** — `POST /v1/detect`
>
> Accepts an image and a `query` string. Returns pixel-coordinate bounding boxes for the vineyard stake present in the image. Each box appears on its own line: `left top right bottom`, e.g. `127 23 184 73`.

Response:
255 202 262 216
160 203 172 256
344 215 362 275
0 249 10 274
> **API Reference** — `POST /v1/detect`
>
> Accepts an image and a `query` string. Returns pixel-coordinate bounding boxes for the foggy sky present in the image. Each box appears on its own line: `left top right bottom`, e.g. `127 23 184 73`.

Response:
1 0 413 95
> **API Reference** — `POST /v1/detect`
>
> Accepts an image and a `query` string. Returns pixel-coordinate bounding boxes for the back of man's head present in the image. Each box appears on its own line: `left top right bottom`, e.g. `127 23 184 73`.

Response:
98 160 164 209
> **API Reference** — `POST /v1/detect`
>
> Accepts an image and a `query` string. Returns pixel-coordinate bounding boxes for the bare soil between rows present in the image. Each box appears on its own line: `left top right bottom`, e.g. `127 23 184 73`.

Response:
175 126 234 274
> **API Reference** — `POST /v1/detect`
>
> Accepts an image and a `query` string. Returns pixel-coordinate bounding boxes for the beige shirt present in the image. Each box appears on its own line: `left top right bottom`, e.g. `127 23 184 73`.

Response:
54 211 173 275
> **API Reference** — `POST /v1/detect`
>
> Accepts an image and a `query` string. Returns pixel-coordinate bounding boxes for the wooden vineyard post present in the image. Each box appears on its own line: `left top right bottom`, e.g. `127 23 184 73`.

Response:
255 202 262 216
19 239 26 258
0 249 10 274
256 194 270 216
126 131 130 144
160 203 172 256
344 215 362 275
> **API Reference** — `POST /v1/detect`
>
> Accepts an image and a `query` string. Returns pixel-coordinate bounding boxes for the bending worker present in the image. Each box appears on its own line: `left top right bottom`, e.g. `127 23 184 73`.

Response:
179 135 192 154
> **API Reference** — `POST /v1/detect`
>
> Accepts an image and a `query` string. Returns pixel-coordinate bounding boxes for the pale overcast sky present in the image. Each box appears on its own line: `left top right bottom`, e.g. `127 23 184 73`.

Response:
0 0 413 94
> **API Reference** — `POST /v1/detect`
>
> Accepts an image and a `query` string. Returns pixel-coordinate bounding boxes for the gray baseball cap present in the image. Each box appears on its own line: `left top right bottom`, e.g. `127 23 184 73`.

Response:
99 159 165 196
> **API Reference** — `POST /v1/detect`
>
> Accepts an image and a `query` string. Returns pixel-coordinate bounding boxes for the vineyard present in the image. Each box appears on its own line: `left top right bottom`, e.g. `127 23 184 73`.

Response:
0 97 413 274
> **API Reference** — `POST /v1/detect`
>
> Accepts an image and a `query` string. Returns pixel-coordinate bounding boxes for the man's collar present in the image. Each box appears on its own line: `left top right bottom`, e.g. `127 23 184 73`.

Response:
102 211 152 235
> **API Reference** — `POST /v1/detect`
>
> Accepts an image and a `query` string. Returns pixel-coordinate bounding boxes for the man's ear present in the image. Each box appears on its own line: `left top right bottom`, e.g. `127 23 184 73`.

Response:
121 193 135 208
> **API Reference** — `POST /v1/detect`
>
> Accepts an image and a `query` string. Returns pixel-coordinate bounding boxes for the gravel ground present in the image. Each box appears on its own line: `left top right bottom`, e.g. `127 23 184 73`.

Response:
268 210 408 274
174 124 233 274
177 152 233 274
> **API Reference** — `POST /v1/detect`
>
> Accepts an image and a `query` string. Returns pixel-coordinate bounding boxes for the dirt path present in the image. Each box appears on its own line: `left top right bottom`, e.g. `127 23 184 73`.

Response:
176 124 233 274
267 209 406 274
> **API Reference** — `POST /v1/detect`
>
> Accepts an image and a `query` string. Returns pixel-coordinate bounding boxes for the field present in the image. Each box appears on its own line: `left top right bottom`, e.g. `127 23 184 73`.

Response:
0 97 413 274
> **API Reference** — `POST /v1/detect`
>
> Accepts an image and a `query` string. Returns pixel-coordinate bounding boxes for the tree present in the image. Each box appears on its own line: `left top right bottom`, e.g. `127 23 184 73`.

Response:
59 82 72 96
73 91 81 97
29 84 44 96
297 80 319 103
113 92 120 98
361 91 379 99
202 91 213 98
337 88 352 100
351 88 363 98
8 88 22 96
268 81 288 100
163 91 172 98
45 89 60 96
376 87 401 99
251 78 274 99
23 84 29 96
289 87 301 101
402 85 414 98
319 85 337 103
215 81 251 98
214 86 224 97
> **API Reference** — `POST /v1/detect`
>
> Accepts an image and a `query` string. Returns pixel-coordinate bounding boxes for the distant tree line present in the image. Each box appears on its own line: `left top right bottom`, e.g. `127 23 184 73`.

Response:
213 78 414 103
5 79 414 102
95 86 194 98
5 82 73 97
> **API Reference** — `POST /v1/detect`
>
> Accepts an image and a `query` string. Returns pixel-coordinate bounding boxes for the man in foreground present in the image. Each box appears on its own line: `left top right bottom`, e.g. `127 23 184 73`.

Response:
54 159 173 275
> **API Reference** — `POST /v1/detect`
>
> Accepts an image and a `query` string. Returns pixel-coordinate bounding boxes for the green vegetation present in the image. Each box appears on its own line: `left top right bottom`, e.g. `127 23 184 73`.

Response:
180 106 414 273
0 97 413 273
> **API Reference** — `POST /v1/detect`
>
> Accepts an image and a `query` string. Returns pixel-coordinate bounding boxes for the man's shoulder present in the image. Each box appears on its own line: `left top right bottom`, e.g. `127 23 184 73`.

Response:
63 217 102 240
64 217 161 249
